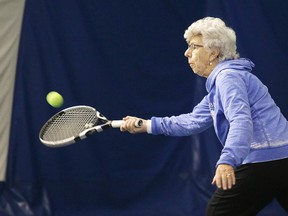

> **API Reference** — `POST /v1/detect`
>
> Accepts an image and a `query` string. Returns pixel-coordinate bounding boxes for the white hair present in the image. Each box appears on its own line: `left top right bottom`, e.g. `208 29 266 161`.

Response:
184 17 239 61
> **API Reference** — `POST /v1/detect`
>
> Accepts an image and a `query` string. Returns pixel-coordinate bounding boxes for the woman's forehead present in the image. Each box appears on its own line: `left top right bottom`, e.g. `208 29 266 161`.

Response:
188 35 203 43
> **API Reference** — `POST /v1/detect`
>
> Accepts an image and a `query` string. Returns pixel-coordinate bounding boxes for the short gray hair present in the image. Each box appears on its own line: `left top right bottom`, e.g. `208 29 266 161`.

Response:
184 17 239 61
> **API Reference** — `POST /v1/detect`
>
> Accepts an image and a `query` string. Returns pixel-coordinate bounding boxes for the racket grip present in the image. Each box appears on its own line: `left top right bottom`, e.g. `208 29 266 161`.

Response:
111 120 124 128
111 119 143 128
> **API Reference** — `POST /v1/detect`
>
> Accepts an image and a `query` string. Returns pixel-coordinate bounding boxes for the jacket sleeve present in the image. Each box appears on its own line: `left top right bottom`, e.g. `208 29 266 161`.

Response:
151 96 213 136
216 72 253 167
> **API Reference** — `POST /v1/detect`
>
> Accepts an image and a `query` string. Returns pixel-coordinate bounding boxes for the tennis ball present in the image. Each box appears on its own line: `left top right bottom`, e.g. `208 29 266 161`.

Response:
46 91 64 108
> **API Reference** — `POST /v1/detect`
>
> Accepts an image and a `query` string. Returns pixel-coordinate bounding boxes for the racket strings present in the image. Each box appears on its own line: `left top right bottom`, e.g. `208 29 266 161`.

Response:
41 108 98 141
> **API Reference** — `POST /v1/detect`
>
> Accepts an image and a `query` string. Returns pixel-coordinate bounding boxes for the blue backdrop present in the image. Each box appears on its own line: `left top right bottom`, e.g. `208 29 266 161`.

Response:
5 0 288 215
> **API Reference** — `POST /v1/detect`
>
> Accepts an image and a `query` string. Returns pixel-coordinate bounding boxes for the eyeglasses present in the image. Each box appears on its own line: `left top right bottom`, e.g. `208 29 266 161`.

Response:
187 43 203 51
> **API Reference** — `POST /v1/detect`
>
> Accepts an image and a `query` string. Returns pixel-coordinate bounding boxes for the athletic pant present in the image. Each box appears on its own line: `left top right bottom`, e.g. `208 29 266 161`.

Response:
206 157 288 216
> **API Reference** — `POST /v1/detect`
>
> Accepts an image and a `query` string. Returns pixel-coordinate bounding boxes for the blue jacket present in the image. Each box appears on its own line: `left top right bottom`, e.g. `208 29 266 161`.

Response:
151 58 288 167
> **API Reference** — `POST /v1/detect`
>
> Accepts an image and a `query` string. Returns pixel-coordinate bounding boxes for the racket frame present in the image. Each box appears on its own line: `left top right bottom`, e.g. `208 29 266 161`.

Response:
39 106 121 147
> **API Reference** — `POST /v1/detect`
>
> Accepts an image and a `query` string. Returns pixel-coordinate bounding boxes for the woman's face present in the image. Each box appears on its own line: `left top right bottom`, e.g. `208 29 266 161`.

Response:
184 35 212 78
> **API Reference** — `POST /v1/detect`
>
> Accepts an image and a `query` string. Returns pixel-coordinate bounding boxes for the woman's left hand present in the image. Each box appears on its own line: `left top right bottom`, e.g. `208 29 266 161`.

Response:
212 164 236 190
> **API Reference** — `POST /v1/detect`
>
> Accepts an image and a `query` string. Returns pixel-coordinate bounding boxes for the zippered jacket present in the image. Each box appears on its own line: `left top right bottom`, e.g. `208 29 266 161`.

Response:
151 58 288 167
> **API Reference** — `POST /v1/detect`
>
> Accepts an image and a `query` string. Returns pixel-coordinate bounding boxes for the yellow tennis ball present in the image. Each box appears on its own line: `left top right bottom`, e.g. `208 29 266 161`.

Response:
46 91 64 108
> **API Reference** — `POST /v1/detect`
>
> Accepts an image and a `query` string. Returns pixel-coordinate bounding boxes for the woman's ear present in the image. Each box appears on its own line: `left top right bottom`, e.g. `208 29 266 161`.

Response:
209 48 220 62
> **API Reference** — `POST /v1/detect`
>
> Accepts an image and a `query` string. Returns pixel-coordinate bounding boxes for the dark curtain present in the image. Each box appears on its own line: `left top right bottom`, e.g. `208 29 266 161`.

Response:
5 0 288 215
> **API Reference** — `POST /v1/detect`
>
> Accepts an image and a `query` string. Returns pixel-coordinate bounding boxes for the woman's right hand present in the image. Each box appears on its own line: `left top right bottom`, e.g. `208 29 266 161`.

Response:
120 116 147 134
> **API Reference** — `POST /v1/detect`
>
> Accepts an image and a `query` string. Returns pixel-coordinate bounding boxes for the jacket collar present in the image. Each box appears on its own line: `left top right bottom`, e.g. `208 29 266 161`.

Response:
205 58 255 92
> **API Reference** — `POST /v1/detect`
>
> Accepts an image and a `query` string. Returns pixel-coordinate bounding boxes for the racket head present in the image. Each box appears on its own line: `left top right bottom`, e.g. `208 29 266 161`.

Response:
39 105 107 147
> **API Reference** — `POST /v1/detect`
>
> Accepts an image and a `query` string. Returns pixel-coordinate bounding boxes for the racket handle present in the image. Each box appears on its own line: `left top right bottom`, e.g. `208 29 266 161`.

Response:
111 120 123 128
111 119 143 128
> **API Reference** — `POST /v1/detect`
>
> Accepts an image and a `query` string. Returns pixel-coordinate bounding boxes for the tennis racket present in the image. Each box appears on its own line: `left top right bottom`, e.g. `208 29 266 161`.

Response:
39 105 142 147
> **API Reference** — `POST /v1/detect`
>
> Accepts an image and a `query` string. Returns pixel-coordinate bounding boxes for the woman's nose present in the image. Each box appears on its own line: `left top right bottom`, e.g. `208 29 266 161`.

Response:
184 48 191 57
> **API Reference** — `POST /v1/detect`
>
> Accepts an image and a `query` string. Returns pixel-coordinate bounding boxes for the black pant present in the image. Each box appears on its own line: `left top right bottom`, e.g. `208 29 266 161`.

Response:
206 157 288 216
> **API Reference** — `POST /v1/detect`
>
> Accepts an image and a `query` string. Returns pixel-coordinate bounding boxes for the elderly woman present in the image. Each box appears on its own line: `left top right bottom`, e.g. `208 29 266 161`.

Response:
120 17 288 215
